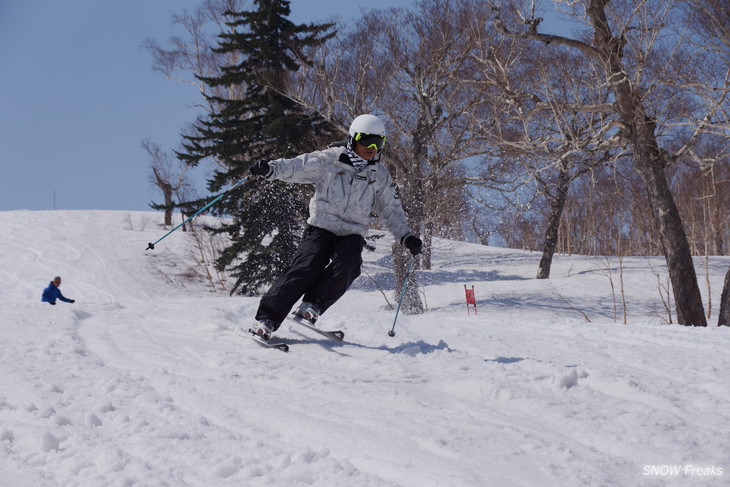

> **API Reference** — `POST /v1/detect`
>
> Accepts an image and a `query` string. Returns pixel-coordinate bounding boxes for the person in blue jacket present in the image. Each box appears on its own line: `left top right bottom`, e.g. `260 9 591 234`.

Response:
42 276 75 305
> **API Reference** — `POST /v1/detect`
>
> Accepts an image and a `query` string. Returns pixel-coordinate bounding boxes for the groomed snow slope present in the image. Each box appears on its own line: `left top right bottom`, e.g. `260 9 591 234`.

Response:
1 210 728 486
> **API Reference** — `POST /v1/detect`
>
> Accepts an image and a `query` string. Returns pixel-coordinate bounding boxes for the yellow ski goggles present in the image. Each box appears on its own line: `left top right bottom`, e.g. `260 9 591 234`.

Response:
354 132 386 150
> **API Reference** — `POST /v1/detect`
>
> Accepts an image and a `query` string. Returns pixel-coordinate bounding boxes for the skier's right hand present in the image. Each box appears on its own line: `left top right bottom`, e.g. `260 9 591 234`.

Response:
250 161 272 178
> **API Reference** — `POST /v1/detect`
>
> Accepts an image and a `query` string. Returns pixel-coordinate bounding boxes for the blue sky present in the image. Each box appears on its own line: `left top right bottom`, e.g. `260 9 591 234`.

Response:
0 0 411 211
1 0 573 212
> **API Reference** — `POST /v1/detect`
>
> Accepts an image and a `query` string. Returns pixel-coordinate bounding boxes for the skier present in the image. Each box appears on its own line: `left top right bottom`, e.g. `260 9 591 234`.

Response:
42 276 75 305
248 114 422 340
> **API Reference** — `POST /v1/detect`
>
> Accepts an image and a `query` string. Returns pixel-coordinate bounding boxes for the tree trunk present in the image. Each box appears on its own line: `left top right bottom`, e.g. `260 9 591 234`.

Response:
390 112 431 315
422 221 433 270
162 189 174 227
632 150 706 326
395 167 425 314
719 268 730 327
393 243 423 315
152 167 175 226
391 172 424 315
537 167 570 279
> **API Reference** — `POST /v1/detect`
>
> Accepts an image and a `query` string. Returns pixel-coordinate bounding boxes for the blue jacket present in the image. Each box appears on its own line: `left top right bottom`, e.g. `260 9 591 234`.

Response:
42 282 73 304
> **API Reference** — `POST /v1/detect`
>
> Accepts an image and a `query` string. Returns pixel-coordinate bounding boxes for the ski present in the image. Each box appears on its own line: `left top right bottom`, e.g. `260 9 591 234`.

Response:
239 327 289 352
250 334 289 352
287 316 345 342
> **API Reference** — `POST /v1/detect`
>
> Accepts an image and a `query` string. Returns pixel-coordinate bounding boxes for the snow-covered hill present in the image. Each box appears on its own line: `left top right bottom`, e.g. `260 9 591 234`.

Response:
1 210 728 486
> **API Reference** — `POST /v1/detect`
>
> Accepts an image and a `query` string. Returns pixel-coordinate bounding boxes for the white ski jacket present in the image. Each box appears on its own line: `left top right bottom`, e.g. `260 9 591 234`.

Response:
267 146 413 242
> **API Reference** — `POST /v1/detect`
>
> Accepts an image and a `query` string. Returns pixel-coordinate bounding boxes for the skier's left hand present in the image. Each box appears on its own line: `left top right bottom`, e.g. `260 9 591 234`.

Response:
403 235 423 256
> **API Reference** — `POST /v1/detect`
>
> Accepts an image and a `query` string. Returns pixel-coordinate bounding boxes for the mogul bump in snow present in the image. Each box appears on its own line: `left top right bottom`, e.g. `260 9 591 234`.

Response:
248 114 422 341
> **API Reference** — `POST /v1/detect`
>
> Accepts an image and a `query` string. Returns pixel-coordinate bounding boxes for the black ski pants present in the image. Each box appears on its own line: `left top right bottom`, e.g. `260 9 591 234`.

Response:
255 226 365 328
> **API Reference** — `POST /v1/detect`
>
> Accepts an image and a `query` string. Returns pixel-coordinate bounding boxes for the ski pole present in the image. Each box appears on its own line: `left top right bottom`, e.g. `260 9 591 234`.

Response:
388 255 416 337
146 176 249 250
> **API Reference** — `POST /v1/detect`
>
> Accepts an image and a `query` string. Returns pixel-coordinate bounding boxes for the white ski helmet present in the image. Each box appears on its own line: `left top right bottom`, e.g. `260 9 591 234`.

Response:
348 114 386 137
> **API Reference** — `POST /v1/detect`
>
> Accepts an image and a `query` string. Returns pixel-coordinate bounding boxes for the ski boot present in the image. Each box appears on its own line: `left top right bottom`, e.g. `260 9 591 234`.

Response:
249 320 275 341
293 302 321 325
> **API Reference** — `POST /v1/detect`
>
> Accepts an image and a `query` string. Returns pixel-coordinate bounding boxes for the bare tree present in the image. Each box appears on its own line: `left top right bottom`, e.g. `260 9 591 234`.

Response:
142 0 251 175
142 0 247 100
470 14 631 277
289 0 501 313
143 139 191 226
494 0 712 326
374 0 496 279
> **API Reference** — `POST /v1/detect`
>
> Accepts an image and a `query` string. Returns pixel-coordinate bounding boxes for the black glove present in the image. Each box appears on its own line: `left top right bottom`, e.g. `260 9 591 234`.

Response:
403 235 423 256
249 160 272 178
69 300 75 303
49 302 56 305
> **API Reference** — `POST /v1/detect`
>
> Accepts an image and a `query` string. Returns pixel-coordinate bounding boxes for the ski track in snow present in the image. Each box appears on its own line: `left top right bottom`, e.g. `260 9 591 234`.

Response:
1 210 728 486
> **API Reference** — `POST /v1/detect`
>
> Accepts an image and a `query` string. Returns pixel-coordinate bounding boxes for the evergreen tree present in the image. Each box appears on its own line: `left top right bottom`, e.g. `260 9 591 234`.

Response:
177 0 337 295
